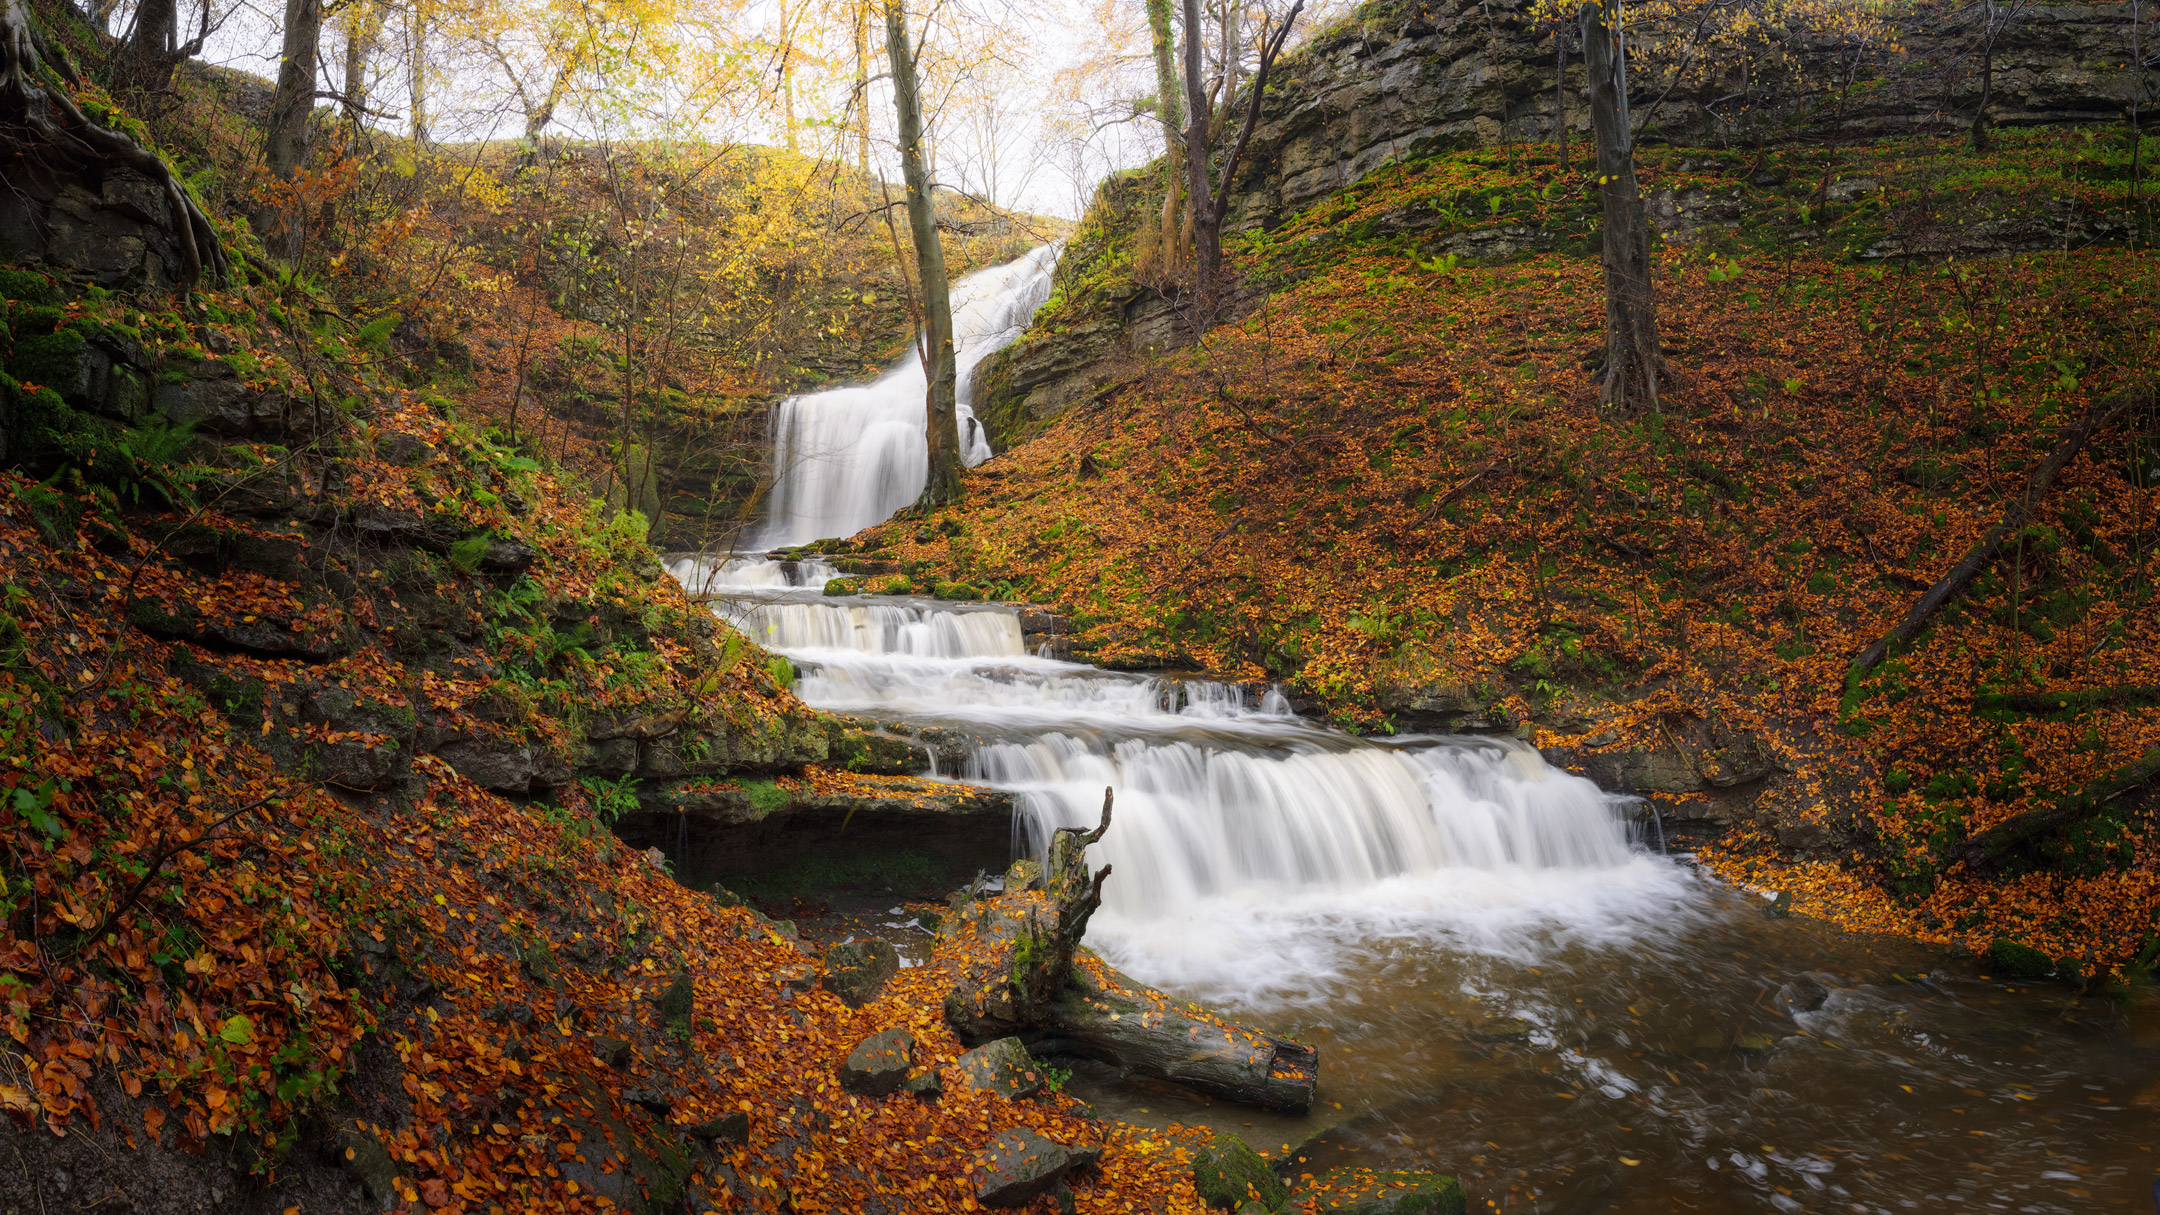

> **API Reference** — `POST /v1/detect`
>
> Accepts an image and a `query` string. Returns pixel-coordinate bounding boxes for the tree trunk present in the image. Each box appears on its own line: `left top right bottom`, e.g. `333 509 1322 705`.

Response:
1179 0 1301 327
266 0 322 180
1960 747 2160 872
854 2 870 173
883 0 961 507
939 789 1320 1113
121 0 189 93
408 1 429 142
1033 961 1317 1113
129 0 175 56
1555 25 1569 171
1580 0 1663 411
0 0 224 287
1217 0 1243 127
1179 0 1221 317
780 0 798 152
342 0 383 127
1973 9 1995 152
2129 0 2144 222
1147 0 1186 274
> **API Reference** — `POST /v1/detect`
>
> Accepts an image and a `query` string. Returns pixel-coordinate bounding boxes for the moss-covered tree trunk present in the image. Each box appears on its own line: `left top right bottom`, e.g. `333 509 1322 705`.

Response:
1147 0 1186 275
883 0 962 507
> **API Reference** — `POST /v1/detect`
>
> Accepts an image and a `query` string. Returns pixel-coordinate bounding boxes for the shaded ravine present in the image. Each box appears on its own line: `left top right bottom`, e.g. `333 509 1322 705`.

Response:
669 249 2159 1213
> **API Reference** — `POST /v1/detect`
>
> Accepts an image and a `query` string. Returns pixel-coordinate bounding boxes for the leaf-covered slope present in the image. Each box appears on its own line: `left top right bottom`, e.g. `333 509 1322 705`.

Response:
867 133 2160 979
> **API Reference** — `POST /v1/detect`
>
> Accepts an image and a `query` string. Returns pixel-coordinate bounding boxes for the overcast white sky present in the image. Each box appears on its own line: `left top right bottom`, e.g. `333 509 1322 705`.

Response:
174 0 1171 217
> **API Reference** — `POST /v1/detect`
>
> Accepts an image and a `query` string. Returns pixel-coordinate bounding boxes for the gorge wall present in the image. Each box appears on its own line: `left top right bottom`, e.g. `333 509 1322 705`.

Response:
977 0 2153 442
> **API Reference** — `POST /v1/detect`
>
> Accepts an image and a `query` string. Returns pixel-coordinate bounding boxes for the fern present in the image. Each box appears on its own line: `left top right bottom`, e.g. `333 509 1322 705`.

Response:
355 312 401 352
447 532 492 574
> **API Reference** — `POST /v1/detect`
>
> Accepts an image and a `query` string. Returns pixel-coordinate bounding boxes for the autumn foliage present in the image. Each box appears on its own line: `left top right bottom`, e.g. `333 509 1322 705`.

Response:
875 131 2160 978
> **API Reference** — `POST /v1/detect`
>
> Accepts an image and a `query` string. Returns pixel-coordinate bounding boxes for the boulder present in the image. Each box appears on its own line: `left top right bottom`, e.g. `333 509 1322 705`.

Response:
954 1037 1045 1100
973 1129 1095 1208
686 1111 750 1146
1191 1135 1289 1212
820 939 900 1008
1307 1170 1467 1215
433 739 539 793
1466 1016 1535 1044
1985 939 2054 980
839 1028 914 1097
330 1126 404 1211
655 970 695 1041
1774 976 1829 1016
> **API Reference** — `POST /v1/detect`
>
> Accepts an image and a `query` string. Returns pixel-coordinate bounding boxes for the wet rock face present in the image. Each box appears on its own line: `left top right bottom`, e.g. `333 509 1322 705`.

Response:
0 165 183 289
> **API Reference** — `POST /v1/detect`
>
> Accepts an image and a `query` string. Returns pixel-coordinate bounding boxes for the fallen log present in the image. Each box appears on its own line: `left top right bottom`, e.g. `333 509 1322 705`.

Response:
1028 955 1319 1113
939 788 1320 1113
1974 685 2160 716
1960 747 2160 872
1851 385 2148 677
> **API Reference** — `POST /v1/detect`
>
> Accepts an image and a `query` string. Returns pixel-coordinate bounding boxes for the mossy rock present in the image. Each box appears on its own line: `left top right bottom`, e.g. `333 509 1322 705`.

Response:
0 268 60 306
1191 1134 1290 1212
1309 1170 1467 1215
1985 938 2054 980
655 969 695 1040
822 577 859 596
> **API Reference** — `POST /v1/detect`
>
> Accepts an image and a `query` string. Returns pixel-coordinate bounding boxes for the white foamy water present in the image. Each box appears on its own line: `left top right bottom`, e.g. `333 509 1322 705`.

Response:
758 245 1059 548
668 555 838 594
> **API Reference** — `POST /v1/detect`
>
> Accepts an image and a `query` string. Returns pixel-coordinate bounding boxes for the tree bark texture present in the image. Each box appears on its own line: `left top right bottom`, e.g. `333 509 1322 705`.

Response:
1580 0 1663 411
408 1 430 142
266 0 322 180
1179 0 1222 316
342 0 383 126
854 2 870 172
883 0 961 505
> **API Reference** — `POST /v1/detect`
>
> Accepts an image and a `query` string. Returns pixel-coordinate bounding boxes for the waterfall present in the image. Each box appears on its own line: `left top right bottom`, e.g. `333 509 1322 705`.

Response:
758 245 1060 548
674 235 1685 1003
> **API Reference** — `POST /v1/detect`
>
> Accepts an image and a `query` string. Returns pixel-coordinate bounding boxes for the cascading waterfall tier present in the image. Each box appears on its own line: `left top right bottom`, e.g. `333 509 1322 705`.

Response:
667 554 838 595
675 575 1677 993
758 245 1060 548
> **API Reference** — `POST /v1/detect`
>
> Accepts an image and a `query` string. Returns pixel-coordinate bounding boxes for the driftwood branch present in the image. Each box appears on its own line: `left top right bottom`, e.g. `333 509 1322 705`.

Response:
67 790 287 957
1851 385 2147 675
939 783 1318 1111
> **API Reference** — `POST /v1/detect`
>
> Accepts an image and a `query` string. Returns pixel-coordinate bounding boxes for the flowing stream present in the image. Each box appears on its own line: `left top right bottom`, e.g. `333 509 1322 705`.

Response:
674 249 2159 1213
